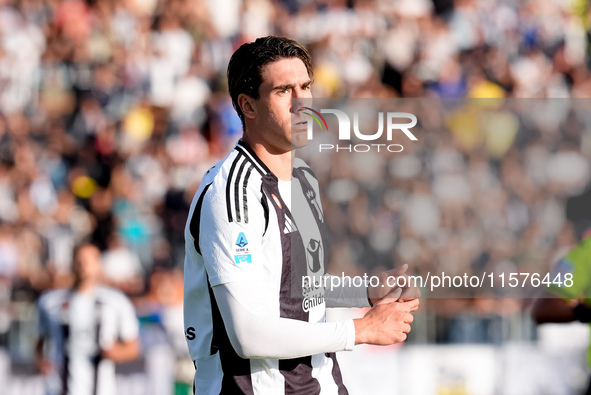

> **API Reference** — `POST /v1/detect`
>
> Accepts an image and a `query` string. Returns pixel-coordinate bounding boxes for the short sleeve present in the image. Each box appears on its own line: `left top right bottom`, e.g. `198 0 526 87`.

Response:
116 293 139 342
548 239 591 300
198 187 267 287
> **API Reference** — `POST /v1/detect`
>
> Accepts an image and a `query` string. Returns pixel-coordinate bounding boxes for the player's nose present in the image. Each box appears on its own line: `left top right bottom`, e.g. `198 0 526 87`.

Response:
291 89 311 114
291 97 304 114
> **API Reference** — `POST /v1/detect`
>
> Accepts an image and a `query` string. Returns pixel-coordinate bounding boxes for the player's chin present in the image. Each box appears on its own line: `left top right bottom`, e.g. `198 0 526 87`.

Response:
290 128 310 149
291 125 309 149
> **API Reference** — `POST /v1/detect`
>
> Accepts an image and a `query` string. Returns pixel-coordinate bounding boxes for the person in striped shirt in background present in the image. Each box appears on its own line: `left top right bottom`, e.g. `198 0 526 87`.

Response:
36 242 140 395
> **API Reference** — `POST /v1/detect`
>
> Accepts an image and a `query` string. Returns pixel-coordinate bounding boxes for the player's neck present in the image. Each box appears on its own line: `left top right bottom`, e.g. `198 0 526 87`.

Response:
242 134 293 181
73 279 98 294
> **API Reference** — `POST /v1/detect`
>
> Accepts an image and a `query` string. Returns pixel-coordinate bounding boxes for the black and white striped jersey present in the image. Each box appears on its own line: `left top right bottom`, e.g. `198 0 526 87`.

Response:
184 139 355 395
36 286 139 395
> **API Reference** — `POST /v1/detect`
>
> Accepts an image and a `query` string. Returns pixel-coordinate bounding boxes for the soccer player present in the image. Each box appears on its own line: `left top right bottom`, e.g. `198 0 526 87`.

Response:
532 187 591 395
184 36 419 394
533 188 591 394
532 229 591 326
532 232 591 395
36 242 141 395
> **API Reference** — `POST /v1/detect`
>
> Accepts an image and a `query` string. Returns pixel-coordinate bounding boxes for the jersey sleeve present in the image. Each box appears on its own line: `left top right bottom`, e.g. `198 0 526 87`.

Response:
115 292 139 342
548 238 591 300
197 184 267 287
325 276 371 308
212 281 355 359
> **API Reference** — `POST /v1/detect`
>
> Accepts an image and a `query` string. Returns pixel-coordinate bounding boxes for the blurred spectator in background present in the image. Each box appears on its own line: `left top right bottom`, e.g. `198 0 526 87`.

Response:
100 232 144 296
135 267 188 395
35 242 140 395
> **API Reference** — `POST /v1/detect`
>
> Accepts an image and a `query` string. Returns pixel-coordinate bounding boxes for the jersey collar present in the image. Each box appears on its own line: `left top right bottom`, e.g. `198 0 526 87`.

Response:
236 139 272 177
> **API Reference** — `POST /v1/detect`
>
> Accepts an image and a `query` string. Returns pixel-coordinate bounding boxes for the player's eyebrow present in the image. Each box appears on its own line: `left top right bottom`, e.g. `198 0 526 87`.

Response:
273 83 294 92
273 80 313 91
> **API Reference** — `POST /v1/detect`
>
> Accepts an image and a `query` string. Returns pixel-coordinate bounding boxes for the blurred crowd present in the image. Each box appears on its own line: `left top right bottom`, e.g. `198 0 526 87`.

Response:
1 0 591 390
314 99 590 280
305 98 591 343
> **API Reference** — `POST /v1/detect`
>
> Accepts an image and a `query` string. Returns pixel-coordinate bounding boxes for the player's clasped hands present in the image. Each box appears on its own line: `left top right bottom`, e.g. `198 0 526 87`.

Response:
355 263 421 346
367 263 421 305
354 288 418 345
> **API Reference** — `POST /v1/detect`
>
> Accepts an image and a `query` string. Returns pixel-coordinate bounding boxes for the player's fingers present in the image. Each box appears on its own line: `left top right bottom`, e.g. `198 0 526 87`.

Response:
395 264 408 275
376 288 402 305
403 313 414 324
400 286 420 300
397 333 407 343
383 264 408 281
392 264 409 279
402 284 421 299
401 323 411 334
403 298 419 310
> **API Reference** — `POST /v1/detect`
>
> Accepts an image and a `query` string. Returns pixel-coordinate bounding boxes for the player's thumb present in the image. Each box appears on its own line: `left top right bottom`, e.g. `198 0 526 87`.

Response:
393 263 408 276
376 287 402 306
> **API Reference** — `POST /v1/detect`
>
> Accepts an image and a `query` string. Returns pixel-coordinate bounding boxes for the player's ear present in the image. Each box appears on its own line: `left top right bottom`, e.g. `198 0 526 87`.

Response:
238 94 256 120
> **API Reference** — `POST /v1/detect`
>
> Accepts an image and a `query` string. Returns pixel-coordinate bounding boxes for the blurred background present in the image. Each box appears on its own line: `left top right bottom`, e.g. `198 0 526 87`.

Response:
1 0 591 393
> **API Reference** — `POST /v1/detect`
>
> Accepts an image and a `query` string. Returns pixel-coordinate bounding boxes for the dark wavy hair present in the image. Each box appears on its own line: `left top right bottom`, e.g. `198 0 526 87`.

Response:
227 36 313 131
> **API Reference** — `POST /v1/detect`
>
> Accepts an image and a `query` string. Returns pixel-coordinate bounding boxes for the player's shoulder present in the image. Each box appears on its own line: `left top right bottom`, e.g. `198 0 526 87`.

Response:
206 143 266 186
199 141 270 219
96 285 134 307
548 237 591 298
565 236 591 268
572 235 591 253
38 288 70 308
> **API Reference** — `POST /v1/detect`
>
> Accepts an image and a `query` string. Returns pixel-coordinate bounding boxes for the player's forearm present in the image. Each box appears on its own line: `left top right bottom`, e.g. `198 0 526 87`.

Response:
35 338 44 359
212 283 355 359
231 315 355 359
533 309 574 323
324 275 371 308
35 338 52 374
532 297 577 323
101 339 141 362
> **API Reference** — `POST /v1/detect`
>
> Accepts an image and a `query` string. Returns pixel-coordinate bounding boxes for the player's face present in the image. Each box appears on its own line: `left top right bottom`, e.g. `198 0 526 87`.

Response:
73 245 102 282
253 57 313 151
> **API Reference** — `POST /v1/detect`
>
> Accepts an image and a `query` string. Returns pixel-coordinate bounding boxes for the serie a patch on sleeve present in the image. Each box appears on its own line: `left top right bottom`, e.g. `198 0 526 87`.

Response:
233 231 252 264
